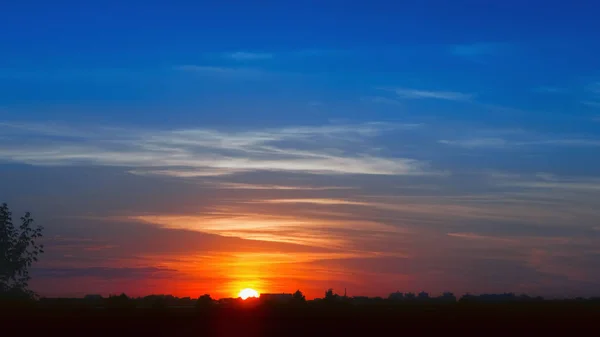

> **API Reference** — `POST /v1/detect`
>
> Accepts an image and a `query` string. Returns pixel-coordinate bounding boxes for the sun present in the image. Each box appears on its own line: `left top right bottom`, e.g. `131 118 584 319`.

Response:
238 288 260 300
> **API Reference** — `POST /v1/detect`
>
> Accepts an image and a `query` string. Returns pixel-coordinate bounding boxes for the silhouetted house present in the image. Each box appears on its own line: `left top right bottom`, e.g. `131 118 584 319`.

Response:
260 293 293 303
459 293 518 303
438 292 456 302
351 296 371 305
404 292 416 300
218 298 241 307
84 294 103 300
83 294 103 307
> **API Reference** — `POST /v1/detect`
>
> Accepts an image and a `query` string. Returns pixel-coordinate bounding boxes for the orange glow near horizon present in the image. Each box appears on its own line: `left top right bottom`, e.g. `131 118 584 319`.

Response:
238 288 260 300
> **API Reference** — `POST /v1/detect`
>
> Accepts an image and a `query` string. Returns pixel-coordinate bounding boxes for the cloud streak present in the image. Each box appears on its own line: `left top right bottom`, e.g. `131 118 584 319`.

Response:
226 52 273 61
582 101 600 108
0 121 430 177
362 96 404 106
128 212 402 249
438 127 600 149
450 42 513 64
439 137 600 148
173 65 266 78
388 88 473 101
451 42 508 57
533 86 567 94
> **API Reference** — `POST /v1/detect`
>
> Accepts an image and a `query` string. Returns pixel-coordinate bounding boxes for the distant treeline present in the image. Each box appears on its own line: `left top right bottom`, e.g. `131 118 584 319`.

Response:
4 290 600 337
22 290 600 310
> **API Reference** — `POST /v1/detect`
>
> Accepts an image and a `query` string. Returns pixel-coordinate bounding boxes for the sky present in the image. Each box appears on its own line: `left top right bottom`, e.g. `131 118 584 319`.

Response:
1 0 600 299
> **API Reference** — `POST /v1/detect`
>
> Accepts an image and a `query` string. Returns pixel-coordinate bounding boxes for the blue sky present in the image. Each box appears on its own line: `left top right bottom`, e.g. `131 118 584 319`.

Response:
1 1 600 298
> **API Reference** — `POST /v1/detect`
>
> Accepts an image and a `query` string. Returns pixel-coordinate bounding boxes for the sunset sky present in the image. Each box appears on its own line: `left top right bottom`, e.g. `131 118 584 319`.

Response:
2 1 600 299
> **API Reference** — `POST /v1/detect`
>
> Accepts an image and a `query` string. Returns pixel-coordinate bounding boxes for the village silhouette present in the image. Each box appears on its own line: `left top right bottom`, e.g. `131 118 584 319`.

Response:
24 288 600 309
3 289 600 336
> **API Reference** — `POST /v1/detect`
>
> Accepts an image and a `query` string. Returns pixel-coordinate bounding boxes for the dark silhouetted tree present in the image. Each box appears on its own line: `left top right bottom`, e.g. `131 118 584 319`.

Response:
196 294 214 310
418 291 430 300
0 203 44 299
439 292 456 302
324 288 338 302
292 289 306 302
151 295 168 311
388 291 404 301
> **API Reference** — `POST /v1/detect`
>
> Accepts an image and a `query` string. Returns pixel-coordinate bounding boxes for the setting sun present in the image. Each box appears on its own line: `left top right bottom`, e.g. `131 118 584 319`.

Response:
238 288 260 300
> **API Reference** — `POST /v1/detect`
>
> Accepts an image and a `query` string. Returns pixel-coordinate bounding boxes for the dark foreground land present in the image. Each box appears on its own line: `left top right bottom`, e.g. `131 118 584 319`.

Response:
2 302 599 337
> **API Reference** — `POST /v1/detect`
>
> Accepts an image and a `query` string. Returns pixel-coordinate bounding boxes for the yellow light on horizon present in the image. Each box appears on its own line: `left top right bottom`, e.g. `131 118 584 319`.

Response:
238 288 260 300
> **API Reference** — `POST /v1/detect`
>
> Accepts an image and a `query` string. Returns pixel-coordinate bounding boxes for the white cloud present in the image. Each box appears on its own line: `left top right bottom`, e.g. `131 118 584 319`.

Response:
496 174 600 192
226 52 273 61
390 88 472 101
128 213 401 249
447 232 517 244
509 181 600 191
535 173 559 182
438 138 508 148
244 192 600 227
586 82 600 94
250 198 369 206
450 42 512 64
450 42 507 57
527 139 600 146
582 101 600 108
0 121 430 177
533 86 567 94
173 65 265 77
439 137 600 149
362 96 403 106
211 182 353 191
127 169 240 177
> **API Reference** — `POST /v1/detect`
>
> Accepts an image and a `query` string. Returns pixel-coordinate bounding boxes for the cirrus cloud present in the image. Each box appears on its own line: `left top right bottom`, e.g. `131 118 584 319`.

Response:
0 121 432 177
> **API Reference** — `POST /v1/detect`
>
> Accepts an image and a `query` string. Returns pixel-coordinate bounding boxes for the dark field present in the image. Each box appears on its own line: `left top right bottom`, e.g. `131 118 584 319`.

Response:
3 302 598 337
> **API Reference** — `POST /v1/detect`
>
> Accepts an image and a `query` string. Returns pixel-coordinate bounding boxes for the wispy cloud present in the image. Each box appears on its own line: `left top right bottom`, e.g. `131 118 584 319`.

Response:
450 42 512 63
447 232 518 244
582 101 600 108
586 82 600 95
494 174 600 192
439 136 600 149
252 198 369 206
225 52 273 61
580 82 600 108
211 182 353 191
0 121 430 177
451 42 506 57
173 65 265 77
361 96 403 106
125 188 600 250
532 139 600 146
533 86 567 94
33 267 178 279
207 49 344 61
129 213 401 249
387 88 473 102
239 193 591 226
307 101 324 110
127 168 240 178
438 138 508 148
